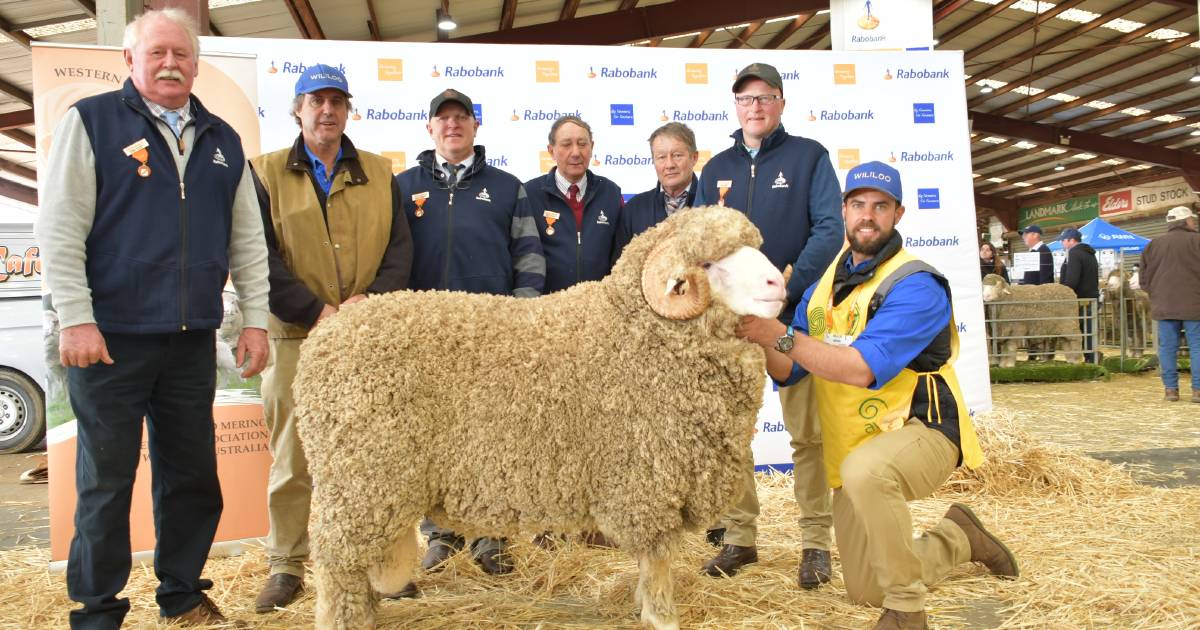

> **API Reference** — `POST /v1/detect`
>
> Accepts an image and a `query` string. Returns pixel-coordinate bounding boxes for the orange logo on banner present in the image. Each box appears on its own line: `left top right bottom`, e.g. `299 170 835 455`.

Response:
695 150 712 173
382 151 407 174
539 151 556 173
268 61 278 74
536 60 560 82
838 148 861 170
351 108 361 120
377 59 403 81
883 68 893 80
685 63 708 84
833 64 857 85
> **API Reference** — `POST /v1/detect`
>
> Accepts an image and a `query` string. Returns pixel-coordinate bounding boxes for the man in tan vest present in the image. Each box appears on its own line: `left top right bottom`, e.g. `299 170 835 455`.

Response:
249 63 413 612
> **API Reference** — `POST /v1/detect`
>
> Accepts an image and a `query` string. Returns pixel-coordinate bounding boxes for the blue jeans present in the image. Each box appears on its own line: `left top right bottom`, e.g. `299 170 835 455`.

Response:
1156 320 1200 390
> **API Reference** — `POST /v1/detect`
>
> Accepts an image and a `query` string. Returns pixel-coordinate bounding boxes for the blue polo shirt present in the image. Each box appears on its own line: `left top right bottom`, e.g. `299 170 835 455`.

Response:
304 143 343 195
780 257 951 389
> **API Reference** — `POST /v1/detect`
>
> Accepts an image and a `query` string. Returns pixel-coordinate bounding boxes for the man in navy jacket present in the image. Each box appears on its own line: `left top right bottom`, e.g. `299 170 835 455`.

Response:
614 122 700 262
696 62 845 590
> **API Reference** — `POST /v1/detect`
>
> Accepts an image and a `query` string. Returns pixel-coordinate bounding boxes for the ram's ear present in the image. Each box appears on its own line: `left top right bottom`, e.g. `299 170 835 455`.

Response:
641 240 712 320
781 264 793 285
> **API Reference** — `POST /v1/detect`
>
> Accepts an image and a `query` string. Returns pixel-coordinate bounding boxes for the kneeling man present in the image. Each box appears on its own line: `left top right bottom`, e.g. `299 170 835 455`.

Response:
736 161 1018 629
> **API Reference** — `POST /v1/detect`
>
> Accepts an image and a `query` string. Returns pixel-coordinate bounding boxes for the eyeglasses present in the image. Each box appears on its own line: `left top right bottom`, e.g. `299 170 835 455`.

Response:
734 94 783 107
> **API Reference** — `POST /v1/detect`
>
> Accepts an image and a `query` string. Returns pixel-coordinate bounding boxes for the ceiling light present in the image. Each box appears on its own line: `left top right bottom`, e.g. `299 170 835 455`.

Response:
980 84 994 94
1191 129 1200 136
436 6 457 31
1190 68 1200 83
1054 163 1066 172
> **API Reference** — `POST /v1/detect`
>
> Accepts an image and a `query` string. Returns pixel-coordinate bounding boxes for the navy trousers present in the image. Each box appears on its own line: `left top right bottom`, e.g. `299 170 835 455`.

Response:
66 330 221 630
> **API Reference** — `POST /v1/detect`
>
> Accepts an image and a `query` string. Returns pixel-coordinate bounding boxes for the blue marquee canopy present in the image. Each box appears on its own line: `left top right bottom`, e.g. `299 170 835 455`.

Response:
1047 217 1150 253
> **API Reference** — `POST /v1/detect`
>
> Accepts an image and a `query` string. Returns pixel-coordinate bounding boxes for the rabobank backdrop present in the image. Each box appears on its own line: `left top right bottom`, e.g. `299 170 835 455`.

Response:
206 37 990 471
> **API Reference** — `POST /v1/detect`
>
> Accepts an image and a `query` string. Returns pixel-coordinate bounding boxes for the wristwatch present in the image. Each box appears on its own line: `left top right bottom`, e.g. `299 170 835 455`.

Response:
774 325 795 353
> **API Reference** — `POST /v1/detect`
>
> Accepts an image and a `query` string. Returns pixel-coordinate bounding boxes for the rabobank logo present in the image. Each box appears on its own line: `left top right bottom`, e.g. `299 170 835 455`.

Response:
913 103 936 124
364 107 428 122
898 150 954 162
610 104 635 126
905 234 960 248
591 65 658 79
377 59 403 81
441 64 505 78
671 109 728 122
893 68 950 80
917 188 940 210
602 153 653 167
816 108 875 122
516 108 583 122
485 155 509 167
273 61 346 75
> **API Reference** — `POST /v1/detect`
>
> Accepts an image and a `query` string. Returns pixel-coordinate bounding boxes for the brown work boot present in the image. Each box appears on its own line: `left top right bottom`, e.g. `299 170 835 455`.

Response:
475 548 514 575
163 593 246 627
254 573 303 613
581 531 617 548
421 539 463 572
701 544 757 577
1165 388 1180 401
380 581 419 599
872 608 928 630
944 503 1019 578
798 548 831 590
1192 390 1200 404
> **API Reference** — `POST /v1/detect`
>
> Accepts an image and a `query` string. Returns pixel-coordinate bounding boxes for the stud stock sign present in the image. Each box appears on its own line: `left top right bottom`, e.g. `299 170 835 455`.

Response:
1100 177 1198 217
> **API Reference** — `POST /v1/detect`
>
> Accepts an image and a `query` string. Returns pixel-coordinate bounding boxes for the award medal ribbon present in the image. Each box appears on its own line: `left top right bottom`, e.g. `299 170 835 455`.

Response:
123 138 151 178
412 191 430 217
543 209 560 236
716 180 732 207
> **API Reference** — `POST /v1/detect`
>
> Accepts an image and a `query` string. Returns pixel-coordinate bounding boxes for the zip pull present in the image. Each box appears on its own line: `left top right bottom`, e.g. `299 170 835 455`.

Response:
751 163 756 178
577 232 582 245
448 191 454 206
179 181 186 199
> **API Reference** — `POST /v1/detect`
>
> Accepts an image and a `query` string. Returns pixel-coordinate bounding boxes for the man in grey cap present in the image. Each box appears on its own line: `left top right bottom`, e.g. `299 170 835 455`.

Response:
1140 205 1200 402
396 88 545 575
249 62 413 611
695 62 845 589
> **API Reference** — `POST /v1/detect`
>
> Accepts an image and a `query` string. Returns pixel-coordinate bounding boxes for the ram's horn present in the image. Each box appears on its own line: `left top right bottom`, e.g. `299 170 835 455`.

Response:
641 239 711 320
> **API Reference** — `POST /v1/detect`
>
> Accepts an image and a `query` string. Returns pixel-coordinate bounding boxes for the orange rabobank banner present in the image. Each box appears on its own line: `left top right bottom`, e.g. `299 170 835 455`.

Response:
31 43 268 566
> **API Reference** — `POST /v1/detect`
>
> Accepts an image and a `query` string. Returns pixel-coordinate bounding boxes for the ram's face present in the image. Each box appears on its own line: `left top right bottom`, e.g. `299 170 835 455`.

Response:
981 281 1005 302
1105 272 1123 291
704 246 786 318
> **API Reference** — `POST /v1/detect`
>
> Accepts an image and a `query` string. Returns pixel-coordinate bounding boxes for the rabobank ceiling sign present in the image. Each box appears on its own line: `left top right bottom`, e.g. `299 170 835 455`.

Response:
829 0 934 51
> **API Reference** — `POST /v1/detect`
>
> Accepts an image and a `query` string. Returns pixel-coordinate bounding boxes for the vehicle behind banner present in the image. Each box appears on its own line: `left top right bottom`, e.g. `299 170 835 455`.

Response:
0 221 46 454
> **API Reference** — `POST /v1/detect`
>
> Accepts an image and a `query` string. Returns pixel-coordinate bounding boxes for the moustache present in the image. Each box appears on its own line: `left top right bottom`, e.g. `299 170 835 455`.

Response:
155 69 185 81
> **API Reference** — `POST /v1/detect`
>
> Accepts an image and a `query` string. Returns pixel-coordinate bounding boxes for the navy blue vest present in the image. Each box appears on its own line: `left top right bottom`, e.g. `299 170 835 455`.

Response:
73 79 245 333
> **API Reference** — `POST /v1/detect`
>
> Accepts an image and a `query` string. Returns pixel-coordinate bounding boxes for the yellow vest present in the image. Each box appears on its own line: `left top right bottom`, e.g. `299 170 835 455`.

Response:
807 247 984 488
251 143 395 339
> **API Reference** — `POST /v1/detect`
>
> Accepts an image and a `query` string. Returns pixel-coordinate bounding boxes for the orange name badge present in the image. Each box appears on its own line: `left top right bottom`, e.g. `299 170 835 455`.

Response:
716 179 732 207
412 191 430 217
543 210 560 235
123 138 151 178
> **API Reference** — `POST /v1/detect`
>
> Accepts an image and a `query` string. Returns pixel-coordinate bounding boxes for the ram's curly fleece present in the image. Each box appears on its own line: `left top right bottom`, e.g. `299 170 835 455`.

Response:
983 273 1082 366
294 205 769 629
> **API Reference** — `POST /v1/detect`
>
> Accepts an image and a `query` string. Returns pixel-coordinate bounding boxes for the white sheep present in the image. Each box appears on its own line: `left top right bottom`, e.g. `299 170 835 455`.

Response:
1102 269 1151 357
293 206 787 630
982 273 1083 367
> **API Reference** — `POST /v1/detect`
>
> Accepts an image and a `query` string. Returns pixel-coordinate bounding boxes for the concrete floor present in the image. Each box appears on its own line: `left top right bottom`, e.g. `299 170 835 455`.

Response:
0 450 49 550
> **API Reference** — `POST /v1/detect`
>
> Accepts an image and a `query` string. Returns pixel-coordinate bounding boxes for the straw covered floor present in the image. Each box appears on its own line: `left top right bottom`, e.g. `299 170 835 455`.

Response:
2 393 1198 628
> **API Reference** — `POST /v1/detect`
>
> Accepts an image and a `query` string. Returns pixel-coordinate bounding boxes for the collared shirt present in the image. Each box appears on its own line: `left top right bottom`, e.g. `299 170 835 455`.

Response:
664 182 692 215
436 152 474 180
303 143 343 195
555 168 587 198
742 143 760 159
142 97 193 137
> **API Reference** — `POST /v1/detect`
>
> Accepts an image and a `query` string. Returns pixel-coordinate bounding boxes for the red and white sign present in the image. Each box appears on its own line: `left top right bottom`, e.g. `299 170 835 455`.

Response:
1100 189 1133 217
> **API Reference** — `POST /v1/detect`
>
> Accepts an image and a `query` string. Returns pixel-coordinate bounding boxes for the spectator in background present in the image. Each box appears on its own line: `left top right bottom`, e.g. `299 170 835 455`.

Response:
1018 224 1054 285
1057 227 1098 363
1140 205 1200 403
978 242 1008 282
613 122 699 262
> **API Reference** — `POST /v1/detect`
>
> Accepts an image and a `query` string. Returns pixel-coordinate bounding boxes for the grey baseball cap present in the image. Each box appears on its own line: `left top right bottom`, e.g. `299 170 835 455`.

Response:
429 88 475 118
733 62 783 93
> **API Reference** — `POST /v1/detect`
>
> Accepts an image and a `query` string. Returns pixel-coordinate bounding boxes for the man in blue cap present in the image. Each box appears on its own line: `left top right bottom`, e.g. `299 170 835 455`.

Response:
1057 227 1098 362
249 62 413 611
736 161 1018 629
1018 223 1054 285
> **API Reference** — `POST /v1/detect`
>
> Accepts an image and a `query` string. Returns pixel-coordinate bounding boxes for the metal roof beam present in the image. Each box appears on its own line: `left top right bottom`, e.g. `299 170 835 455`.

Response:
941 0 1018 46
453 0 820 45
0 156 35 182
963 0 1087 61
688 29 713 47
0 109 33 130
0 177 36 205
971 111 1200 172
763 13 814 49
793 22 830 49
618 0 639 9
0 77 32 107
0 15 33 50
1 129 33 148
499 0 517 30
559 0 582 21
727 20 764 49
934 0 974 23
1027 58 1197 122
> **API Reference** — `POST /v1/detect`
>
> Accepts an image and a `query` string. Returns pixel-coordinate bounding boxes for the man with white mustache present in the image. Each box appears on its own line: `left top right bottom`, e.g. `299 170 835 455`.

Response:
38 8 269 628
737 161 1017 630
248 64 414 612
696 62 844 591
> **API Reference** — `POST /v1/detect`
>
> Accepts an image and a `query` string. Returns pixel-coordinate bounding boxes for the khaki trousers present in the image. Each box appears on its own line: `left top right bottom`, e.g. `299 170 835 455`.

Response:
718 377 833 549
834 418 970 612
261 337 311 578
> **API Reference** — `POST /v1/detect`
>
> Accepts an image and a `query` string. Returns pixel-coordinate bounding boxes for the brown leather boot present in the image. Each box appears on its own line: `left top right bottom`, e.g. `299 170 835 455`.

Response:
255 573 303 613
944 503 1019 578
1192 390 1200 404
872 608 928 629
381 581 419 599
701 544 757 577
581 531 617 548
164 594 247 627
798 548 831 590
1165 388 1180 401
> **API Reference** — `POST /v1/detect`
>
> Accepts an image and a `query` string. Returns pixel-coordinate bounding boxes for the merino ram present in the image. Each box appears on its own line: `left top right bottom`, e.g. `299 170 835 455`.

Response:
294 206 787 630
1102 269 1151 356
982 273 1083 367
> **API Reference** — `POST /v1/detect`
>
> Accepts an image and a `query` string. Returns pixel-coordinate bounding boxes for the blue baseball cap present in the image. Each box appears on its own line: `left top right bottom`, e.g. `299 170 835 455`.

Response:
844 160 903 204
1019 224 1042 235
295 64 352 97
1060 227 1082 241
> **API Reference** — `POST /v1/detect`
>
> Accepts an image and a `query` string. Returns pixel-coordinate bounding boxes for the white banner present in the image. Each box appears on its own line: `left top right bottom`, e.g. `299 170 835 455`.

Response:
830 0 934 51
1099 176 1199 218
205 37 991 469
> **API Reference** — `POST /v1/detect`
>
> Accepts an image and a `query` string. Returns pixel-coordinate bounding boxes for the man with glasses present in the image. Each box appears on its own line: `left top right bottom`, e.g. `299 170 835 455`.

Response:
613 122 699 262
696 62 845 590
396 88 545 577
